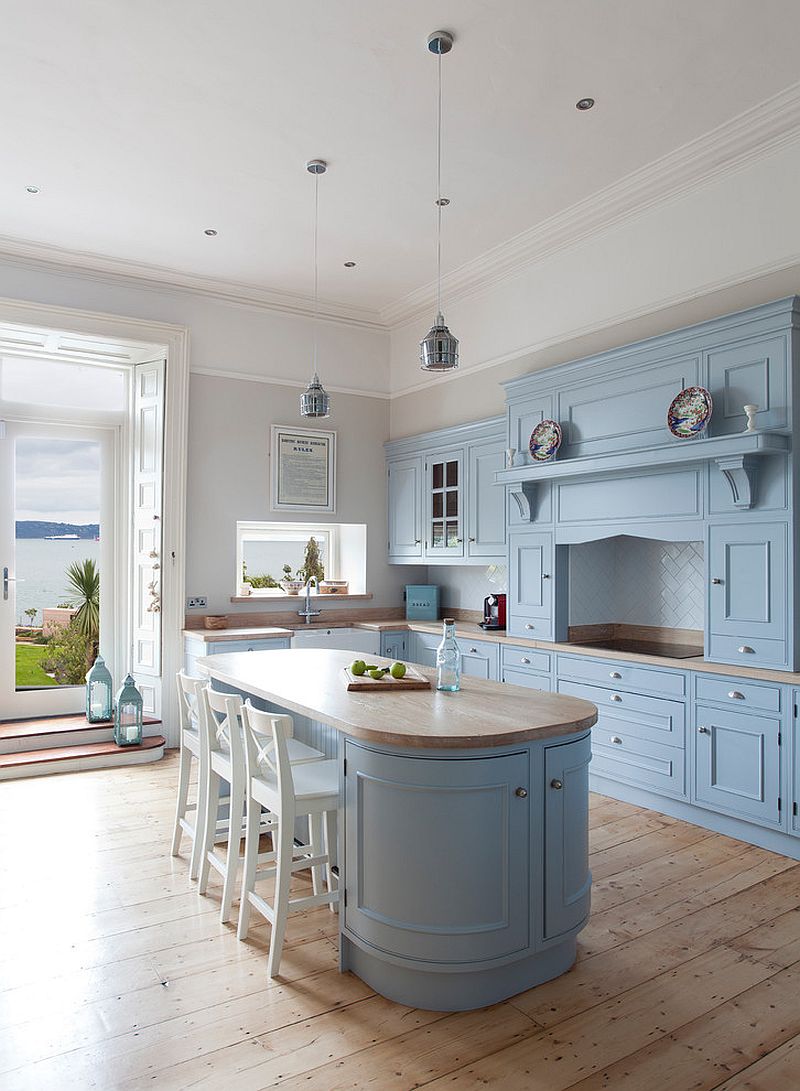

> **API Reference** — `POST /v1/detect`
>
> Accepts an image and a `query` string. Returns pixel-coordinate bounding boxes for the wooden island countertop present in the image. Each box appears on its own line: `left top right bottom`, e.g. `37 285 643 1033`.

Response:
198 647 597 749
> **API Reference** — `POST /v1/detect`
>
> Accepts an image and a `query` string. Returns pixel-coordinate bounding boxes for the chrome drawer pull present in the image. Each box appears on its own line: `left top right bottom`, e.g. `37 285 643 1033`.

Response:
698 725 711 734
610 735 623 745
610 694 622 702
609 671 622 679
550 779 563 790
469 647 478 653
728 690 745 700
521 657 531 664
738 646 754 654
515 787 528 798
525 624 534 630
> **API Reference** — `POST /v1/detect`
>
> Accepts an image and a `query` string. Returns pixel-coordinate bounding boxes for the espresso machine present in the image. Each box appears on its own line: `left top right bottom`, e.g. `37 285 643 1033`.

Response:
480 593 506 631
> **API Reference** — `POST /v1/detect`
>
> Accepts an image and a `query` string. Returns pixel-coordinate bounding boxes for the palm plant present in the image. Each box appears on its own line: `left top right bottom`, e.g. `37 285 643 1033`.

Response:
65 558 100 663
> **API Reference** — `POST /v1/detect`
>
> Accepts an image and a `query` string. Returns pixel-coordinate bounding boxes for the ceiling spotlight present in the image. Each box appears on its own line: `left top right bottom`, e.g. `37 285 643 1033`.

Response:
576 98 595 111
26 185 40 194
204 228 218 236
343 261 356 268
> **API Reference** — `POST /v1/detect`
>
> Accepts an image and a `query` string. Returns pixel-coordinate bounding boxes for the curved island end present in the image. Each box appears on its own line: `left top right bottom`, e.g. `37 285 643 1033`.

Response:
199 647 598 1012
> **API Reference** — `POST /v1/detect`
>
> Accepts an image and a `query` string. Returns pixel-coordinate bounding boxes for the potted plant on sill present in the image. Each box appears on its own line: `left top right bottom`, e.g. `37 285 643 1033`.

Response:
280 563 305 596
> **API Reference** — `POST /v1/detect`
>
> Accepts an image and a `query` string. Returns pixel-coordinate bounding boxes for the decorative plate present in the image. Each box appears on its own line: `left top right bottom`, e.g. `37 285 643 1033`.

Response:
667 386 713 439
529 420 562 462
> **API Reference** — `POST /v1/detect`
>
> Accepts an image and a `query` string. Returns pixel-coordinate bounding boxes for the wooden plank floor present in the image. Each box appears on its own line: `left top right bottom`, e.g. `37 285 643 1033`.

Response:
1 753 799 1089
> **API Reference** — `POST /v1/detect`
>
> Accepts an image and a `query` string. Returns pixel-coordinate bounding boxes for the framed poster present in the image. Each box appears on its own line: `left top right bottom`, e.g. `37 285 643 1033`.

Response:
271 426 336 512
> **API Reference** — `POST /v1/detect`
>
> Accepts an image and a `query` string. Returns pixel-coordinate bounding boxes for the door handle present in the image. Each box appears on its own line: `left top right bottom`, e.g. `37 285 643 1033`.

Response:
2 567 14 601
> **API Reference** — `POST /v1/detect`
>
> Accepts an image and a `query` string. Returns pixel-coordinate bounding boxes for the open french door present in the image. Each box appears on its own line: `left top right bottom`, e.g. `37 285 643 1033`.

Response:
0 420 116 720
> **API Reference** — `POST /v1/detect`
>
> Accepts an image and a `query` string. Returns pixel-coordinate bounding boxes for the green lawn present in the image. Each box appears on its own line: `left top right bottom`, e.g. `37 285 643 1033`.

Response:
15 643 57 687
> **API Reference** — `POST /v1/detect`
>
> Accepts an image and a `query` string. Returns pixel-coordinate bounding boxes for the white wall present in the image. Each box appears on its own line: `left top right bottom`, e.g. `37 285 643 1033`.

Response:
187 373 423 615
389 138 800 437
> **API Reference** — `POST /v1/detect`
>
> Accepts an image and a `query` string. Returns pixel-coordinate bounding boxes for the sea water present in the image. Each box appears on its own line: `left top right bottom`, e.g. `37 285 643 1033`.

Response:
13 539 101 625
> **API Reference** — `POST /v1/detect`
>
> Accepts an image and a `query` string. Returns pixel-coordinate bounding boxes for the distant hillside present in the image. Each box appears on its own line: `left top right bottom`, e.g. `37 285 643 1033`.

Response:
16 521 99 539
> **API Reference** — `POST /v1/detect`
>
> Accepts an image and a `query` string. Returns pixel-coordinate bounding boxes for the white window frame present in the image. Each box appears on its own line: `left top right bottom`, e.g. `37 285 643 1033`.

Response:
236 521 339 595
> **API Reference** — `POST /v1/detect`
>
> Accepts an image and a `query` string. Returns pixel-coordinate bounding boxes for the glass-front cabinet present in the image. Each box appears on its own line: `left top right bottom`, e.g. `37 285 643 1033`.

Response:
425 448 464 560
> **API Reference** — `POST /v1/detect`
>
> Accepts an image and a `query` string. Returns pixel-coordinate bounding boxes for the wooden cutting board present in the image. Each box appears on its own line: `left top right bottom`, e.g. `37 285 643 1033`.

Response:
343 664 431 691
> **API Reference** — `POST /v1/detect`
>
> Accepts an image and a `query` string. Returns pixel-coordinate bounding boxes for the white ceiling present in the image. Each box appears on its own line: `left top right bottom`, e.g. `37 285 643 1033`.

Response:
2 0 800 321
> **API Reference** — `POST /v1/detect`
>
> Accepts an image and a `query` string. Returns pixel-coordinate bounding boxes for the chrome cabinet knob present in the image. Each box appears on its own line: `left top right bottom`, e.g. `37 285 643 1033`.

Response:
515 787 528 798
415 538 421 544
738 646 754 654
550 779 563 790
542 573 551 580
610 735 623 745
468 536 476 543
469 647 478 653
609 671 622 679
698 725 711 734
711 577 723 585
610 694 622 702
521 657 531 664
728 690 745 700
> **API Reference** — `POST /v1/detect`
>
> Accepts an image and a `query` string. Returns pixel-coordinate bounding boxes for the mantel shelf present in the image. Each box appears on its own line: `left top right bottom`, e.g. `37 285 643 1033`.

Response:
495 432 790 517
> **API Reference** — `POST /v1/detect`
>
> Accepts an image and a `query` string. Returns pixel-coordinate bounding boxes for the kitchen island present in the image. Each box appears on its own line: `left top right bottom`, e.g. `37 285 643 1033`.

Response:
199 647 597 1011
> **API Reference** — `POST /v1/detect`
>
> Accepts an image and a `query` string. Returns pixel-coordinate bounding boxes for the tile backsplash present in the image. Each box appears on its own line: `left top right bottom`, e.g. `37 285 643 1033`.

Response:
570 537 704 631
428 564 508 611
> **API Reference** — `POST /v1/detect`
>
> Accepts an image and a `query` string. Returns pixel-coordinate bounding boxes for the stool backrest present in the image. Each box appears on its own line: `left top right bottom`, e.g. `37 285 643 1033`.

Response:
202 688 245 770
176 670 205 733
242 700 295 806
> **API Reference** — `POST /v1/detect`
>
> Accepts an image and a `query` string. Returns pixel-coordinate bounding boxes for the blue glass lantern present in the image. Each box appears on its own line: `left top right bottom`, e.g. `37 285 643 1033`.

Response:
114 674 144 746
86 654 113 723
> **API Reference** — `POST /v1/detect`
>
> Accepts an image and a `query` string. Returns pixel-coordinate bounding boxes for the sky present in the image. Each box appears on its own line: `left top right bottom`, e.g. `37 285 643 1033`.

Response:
15 438 101 525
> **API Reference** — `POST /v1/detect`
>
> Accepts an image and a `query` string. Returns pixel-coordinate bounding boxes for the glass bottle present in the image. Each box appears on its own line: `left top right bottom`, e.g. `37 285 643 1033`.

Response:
436 618 461 692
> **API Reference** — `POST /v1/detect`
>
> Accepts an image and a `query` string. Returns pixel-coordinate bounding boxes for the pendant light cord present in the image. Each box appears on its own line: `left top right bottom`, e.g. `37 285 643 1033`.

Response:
312 170 319 379
436 48 443 320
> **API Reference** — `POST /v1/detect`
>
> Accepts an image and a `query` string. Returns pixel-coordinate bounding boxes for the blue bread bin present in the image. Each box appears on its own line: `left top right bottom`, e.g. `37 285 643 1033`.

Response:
405 584 440 621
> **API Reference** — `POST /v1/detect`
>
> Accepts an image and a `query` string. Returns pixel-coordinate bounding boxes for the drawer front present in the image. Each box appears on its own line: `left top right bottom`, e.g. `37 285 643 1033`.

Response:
557 654 686 698
695 675 782 714
591 732 686 798
208 639 290 654
502 646 551 673
707 634 788 671
502 667 552 692
558 679 685 748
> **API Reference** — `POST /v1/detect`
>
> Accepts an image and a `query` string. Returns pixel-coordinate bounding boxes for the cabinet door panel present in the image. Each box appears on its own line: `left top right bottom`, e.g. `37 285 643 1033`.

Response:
544 735 592 939
508 531 553 639
459 640 500 681
425 448 464 560
344 743 530 963
502 667 552 692
792 691 800 836
388 457 423 560
694 704 781 828
707 523 788 667
707 335 789 436
467 441 506 559
380 631 408 661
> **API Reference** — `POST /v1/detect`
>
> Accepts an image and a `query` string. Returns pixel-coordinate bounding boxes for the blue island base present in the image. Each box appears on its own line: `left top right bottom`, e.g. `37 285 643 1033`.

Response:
340 933 578 1012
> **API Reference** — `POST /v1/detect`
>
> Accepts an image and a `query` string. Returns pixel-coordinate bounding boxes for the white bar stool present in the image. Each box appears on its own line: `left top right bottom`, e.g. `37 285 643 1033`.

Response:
238 700 339 978
170 671 207 879
197 687 325 924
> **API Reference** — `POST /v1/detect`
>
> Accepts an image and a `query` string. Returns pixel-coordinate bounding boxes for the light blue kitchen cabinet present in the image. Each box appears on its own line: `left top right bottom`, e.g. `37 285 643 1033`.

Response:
793 692 800 836
693 703 782 828
502 666 552 692
184 634 291 675
425 447 465 560
343 741 531 964
507 394 553 468
707 521 789 669
543 734 592 940
706 334 789 436
508 530 568 642
387 455 424 561
467 440 506 558
380 630 408 661
410 630 499 681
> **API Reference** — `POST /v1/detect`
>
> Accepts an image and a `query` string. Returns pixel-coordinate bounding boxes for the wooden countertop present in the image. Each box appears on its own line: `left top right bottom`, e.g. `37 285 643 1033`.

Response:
198 648 597 749
184 627 294 642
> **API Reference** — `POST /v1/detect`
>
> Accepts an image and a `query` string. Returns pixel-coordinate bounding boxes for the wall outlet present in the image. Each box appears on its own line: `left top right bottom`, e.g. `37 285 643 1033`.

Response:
186 596 207 609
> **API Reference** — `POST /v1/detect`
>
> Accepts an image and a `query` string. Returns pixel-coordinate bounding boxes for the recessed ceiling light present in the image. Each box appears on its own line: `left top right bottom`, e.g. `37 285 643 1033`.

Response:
576 98 595 111
343 261 356 268
204 228 218 236
26 185 40 194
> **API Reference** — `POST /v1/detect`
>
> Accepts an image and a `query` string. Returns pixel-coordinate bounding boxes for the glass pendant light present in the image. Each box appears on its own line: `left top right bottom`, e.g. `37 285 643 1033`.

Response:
300 159 331 418
420 30 459 372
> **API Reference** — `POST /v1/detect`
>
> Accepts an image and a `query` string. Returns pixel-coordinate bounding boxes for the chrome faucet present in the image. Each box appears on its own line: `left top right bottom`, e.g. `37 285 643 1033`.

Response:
298 577 321 624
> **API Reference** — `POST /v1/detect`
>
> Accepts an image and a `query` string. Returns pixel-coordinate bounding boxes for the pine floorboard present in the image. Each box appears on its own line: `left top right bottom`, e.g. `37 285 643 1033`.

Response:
0 751 798 1089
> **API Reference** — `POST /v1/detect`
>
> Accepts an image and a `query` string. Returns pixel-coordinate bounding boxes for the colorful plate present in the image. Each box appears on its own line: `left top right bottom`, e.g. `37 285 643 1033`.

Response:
667 386 713 439
529 419 562 462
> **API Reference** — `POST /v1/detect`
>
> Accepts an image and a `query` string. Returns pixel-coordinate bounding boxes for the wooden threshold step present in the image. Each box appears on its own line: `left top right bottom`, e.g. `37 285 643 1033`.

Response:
0 735 166 780
0 713 161 741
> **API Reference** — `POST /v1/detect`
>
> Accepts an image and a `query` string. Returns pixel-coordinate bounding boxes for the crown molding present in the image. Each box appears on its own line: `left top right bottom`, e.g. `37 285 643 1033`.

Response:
389 251 800 400
381 81 800 329
191 366 390 399
0 237 386 332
